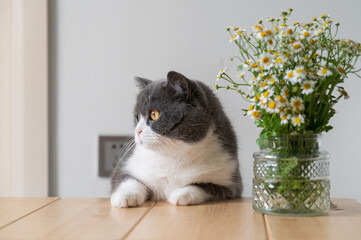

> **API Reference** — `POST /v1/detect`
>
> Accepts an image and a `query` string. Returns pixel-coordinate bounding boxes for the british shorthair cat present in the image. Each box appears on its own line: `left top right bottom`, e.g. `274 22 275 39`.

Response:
110 71 241 207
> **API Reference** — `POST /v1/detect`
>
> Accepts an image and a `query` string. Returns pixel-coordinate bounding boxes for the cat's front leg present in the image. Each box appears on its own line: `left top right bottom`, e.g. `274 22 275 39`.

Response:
111 179 148 208
169 185 211 206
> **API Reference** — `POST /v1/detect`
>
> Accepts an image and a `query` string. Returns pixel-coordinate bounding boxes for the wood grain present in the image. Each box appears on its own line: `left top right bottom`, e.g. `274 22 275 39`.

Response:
0 197 59 229
265 198 361 240
126 198 267 240
0 198 155 240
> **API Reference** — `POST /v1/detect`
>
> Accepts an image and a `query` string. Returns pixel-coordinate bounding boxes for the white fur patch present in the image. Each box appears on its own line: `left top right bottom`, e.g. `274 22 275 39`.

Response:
169 185 211 206
111 179 147 208
124 127 236 203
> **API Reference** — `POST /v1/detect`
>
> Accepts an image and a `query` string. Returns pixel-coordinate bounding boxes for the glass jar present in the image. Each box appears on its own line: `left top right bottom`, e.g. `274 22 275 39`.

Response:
252 133 330 216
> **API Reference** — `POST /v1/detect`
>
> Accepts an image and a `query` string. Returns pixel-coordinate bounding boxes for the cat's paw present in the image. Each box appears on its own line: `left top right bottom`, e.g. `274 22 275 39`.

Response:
169 186 210 206
111 179 147 208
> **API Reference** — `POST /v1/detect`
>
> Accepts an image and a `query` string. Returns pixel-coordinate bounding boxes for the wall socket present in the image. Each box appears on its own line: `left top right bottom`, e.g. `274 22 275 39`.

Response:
98 135 133 177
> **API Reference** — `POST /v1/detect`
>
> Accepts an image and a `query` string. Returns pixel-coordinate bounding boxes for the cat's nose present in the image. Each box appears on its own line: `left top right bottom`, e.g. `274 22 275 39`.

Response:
136 129 143 136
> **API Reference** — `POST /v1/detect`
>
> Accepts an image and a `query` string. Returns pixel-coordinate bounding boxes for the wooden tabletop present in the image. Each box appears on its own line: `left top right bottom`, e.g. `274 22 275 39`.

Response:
0 198 360 240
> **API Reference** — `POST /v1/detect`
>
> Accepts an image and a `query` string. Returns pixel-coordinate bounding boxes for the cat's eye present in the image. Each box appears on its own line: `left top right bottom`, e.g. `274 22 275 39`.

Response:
150 110 160 120
136 114 140 121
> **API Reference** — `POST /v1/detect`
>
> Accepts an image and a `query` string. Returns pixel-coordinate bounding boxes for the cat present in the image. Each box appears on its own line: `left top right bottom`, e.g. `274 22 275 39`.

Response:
110 71 242 207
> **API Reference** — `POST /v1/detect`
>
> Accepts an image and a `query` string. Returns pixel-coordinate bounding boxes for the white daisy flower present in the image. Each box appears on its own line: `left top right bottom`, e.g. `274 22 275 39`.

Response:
276 95 288 107
237 71 245 78
229 34 240 42
266 101 279 113
301 80 315 95
284 70 295 82
290 96 305 112
259 53 273 69
292 114 305 127
274 56 285 68
317 67 333 77
293 66 305 83
260 89 274 101
292 42 303 53
300 30 312 39
216 67 228 81
280 113 290 125
253 25 263 33
268 76 278 85
259 81 269 91
281 86 290 98
249 109 261 120
247 104 256 115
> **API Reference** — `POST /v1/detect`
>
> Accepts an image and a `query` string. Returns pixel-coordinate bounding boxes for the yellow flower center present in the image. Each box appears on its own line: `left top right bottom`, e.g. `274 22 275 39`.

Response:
260 31 267 37
296 68 303 74
303 31 310 37
277 95 287 103
280 24 286 27
310 39 316 45
293 44 301 49
303 83 311 90
260 82 268 88
287 29 293 35
268 39 273 45
281 115 287 120
321 68 329 75
275 58 282 64
262 57 269 64
251 63 258 68
269 78 276 84
263 91 270 98
255 95 260 102
248 105 254 111
254 25 263 31
268 101 276 109
266 30 272 35
294 117 301 124
285 53 291 58
293 99 301 107
231 35 237 40
284 88 290 96
233 27 239 30
252 111 260 118
287 71 294 78
293 86 298 92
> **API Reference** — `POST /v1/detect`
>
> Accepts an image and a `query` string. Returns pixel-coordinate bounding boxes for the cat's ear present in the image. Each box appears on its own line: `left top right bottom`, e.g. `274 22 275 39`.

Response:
167 71 193 100
135 77 151 89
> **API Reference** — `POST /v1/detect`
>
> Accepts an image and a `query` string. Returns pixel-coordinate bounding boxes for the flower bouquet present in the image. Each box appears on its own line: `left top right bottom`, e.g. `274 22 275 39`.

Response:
216 9 361 215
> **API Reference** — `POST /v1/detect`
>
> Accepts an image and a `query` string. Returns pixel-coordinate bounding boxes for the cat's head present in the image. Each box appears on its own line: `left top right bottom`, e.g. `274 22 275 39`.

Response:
133 71 212 149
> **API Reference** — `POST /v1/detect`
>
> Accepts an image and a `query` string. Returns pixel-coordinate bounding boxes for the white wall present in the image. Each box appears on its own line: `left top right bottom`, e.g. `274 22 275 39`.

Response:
50 0 361 201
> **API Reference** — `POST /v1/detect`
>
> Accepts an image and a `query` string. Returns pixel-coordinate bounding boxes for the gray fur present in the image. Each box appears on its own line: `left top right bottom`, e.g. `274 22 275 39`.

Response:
111 71 242 200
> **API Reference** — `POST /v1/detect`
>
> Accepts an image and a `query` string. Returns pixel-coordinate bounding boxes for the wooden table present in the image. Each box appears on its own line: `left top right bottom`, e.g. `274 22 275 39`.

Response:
0 198 360 240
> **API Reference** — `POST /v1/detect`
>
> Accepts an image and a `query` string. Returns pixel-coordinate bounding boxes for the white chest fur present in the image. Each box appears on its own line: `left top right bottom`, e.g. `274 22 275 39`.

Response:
124 129 237 201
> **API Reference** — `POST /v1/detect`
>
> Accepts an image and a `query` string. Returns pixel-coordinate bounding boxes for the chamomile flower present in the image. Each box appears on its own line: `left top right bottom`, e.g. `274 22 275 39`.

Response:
237 71 245 78
274 56 285 68
260 89 274 101
253 25 263 32
280 113 290 125
284 70 295 82
229 34 240 42
216 67 227 81
247 104 256 115
266 101 279 113
281 86 290 98
300 29 312 39
292 114 305 127
317 67 333 77
293 66 305 83
301 80 315 95
292 42 303 53
259 53 273 69
249 109 261 120
276 95 288 107
259 81 269 91
290 97 305 112
268 76 278 85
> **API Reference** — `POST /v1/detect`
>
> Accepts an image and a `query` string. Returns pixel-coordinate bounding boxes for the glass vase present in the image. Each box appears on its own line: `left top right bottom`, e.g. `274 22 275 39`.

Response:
252 133 330 216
